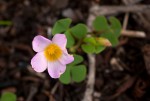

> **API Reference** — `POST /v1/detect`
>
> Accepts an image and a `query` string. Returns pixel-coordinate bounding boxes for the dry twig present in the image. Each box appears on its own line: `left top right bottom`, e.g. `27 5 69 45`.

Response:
26 86 38 101
90 5 150 15
121 30 146 38
51 82 59 95
82 54 96 101
123 13 129 30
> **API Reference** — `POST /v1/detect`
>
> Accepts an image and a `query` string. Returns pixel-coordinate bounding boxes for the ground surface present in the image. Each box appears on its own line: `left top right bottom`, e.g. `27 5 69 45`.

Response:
0 0 150 101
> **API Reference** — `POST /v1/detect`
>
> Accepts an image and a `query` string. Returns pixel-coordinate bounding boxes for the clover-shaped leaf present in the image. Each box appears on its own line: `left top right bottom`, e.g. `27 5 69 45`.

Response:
59 66 71 84
101 17 121 46
71 65 86 82
0 92 16 101
70 54 84 65
52 18 72 35
93 16 109 32
95 45 105 54
70 24 87 39
65 30 75 48
101 31 119 46
92 16 121 47
109 17 122 37
81 44 95 54
83 37 96 45
59 54 86 84
81 36 106 54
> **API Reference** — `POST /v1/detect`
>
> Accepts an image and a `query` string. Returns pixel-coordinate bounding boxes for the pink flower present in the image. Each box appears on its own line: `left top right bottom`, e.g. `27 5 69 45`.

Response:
31 34 74 78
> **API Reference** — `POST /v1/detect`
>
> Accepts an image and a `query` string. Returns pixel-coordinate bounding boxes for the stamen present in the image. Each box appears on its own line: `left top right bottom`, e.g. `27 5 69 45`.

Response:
44 44 62 61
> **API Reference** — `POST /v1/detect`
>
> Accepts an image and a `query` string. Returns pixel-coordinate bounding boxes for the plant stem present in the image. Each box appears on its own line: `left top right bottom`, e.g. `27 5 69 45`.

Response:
70 38 83 53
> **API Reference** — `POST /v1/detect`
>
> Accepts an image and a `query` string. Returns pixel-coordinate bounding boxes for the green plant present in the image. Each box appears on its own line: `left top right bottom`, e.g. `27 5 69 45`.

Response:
0 92 16 101
50 16 121 84
0 20 12 26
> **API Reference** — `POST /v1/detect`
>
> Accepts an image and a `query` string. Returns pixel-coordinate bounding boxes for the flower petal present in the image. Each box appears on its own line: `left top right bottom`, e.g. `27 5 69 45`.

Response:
52 34 67 50
48 61 66 78
32 35 51 52
59 51 74 65
31 52 47 72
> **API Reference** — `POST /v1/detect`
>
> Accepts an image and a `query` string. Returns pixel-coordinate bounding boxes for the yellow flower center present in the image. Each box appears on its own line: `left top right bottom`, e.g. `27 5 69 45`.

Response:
44 44 62 61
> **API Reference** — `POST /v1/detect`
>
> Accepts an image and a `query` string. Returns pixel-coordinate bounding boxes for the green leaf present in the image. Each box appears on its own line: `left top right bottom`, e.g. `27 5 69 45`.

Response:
101 32 119 46
70 54 83 66
70 24 87 39
59 66 71 84
93 16 109 31
0 92 16 101
95 45 105 54
81 44 95 53
99 17 121 46
71 65 86 83
109 17 122 37
92 16 121 46
83 37 96 45
60 55 86 84
65 30 75 48
0 20 12 26
52 18 72 35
